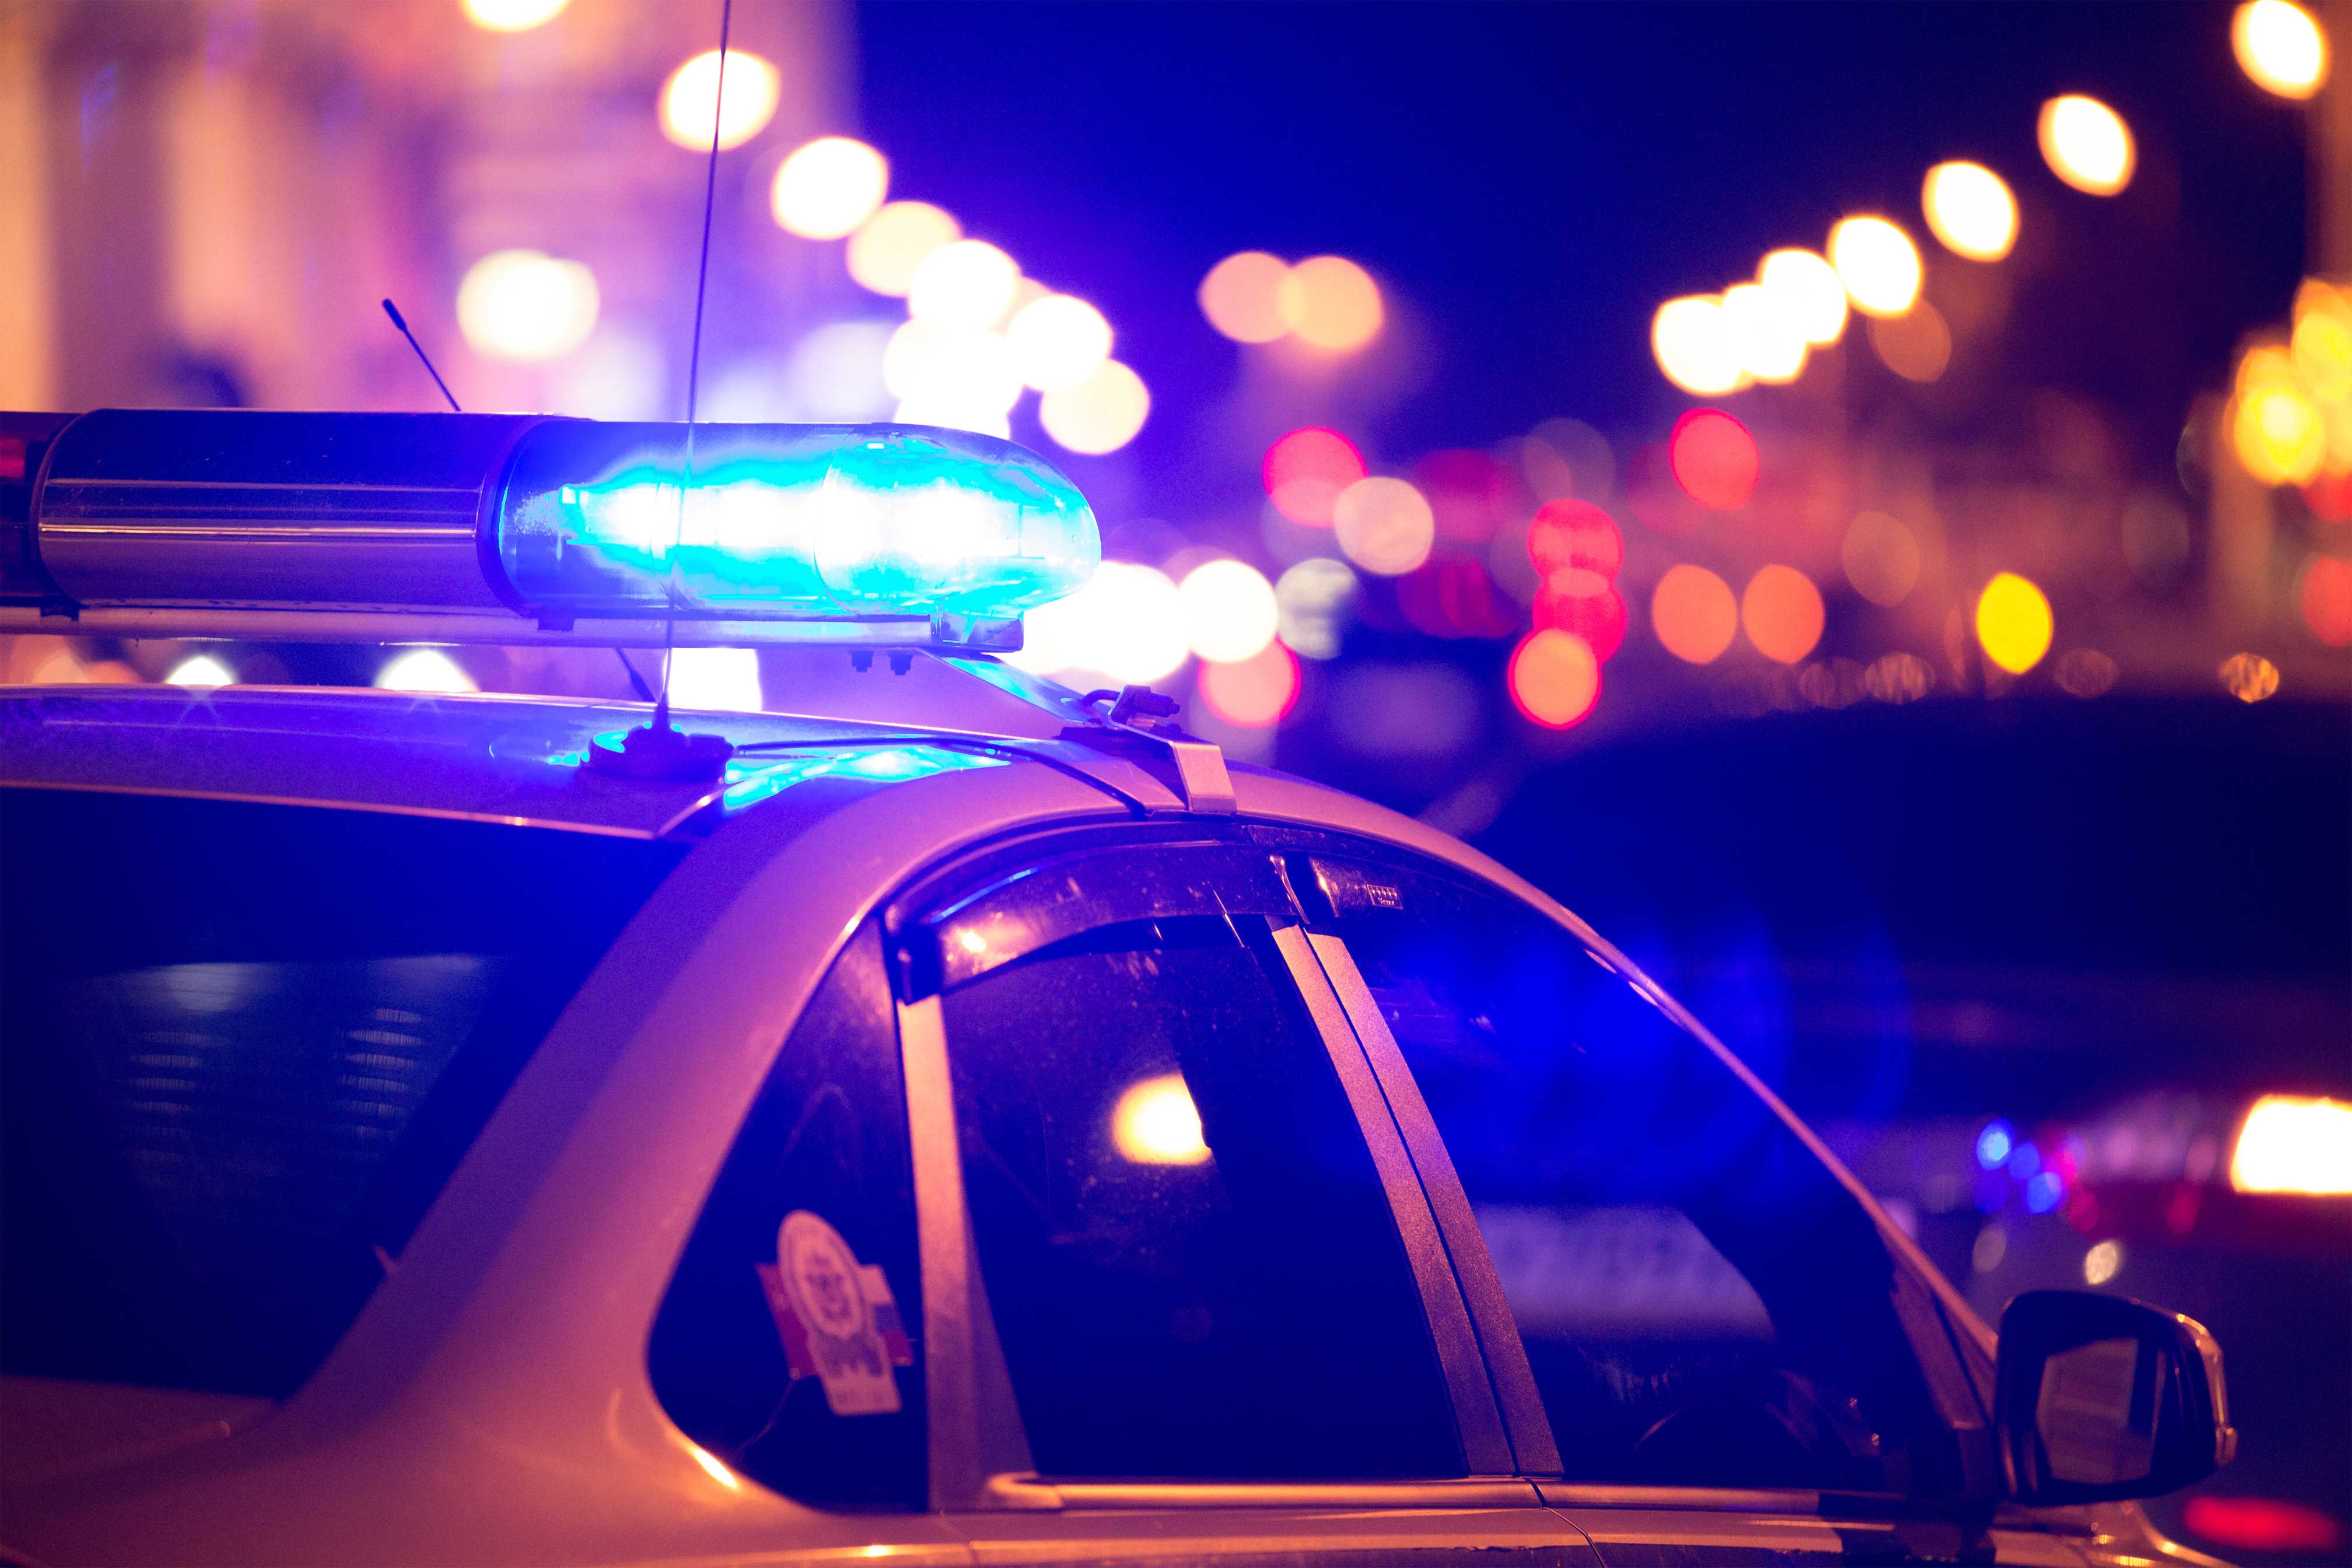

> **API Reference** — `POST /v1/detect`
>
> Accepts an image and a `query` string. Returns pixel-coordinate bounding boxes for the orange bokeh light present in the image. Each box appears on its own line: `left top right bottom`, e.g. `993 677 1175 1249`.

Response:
1263 426 1366 526
2302 555 2352 646
1742 564 1825 664
1670 411 1759 510
1527 499 1623 579
1651 564 1738 663
1508 628 1601 729
1198 641 1301 727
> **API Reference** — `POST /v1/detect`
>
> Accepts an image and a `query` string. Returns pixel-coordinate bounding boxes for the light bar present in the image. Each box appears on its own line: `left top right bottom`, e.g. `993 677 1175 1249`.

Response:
0 410 1100 649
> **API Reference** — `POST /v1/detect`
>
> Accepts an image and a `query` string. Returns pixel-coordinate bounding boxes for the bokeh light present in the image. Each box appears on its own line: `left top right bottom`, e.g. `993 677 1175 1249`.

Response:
1199 251 1293 344
2233 346 2327 484
883 320 1021 433
2301 555 2352 646
1975 572 2054 674
2235 0 2329 98
1829 218 1923 317
2218 651 2280 702
375 649 476 694
1005 294 1111 391
2292 280 2352 401
908 240 1020 332
1922 162 2018 261
2038 95 2135 195
771 137 888 240
1534 570 1626 661
1527 499 1622 579
1720 282 1807 383
2054 648 2120 697
456 250 598 362
1179 559 1279 662
2229 1095 2352 1194
1741 564 1825 664
846 202 961 296
2082 1240 2122 1286
165 653 236 687
1653 296 1746 395
1198 641 1301 728
1332 477 1435 576
659 49 779 152
1111 1074 1212 1165
1651 564 1739 664
1278 256 1382 351
1508 628 1601 729
1264 427 1366 526
1038 360 1150 454
1868 300 1953 383
1758 249 1849 345
1274 558 1357 659
463 0 570 30
666 648 763 710
1017 561 1188 683
1669 410 1759 510
1842 510 1922 606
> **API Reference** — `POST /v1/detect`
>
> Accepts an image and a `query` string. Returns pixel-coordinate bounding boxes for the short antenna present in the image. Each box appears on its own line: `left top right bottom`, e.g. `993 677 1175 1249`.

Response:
380 299 463 413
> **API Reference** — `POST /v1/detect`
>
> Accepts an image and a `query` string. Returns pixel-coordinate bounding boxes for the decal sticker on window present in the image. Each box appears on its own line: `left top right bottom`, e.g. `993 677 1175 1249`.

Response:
755 1210 914 1416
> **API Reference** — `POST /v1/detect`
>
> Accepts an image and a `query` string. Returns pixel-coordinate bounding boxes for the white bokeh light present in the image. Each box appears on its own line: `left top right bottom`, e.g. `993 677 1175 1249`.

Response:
908 240 1020 332
463 0 569 30
1719 281 1807 383
1652 296 1745 395
663 648 764 711
1038 360 1149 455
1013 561 1189 685
660 50 779 152
375 649 477 694
165 653 236 687
1333 476 1434 576
771 137 890 240
1828 217 1923 317
1757 249 1847 345
1178 559 1279 662
846 202 961 296
456 250 599 363
1006 294 1112 391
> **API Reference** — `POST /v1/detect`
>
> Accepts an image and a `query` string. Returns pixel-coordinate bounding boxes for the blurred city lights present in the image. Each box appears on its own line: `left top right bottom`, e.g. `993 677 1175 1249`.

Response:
1274 558 1357 659
1507 628 1601 729
1864 651 1937 702
1017 561 1188 683
1868 300 1953 383
1038 360 1150 454
1720 282 1808 383
1976 1119 2015 1170
2229 1095 2352 1193
1264 427 1368 526
2038 95 2135 195
659 49 779 152
1005 295 1111 391
909 240 1020 332
2292 281 2352 401
1527 499 1622 579
1842 510 1922 606
666 648 762 710
883 320 1021 432
1922 161 2019 261
2302 556 2352 645
1199 251 1293 344
1112 1074 1212 1165
2025 1170 2066 1213
1653 296 1746 395
1651 564 1739 664
1758 249 1849 346
1534 571 1626 661
375 649 475 694
1179 559 1279 662
2233 345 2328 484
164 653 235 687
456 250 599 362
2054 648 2120 696
2082 1239 2123 1286
1279 256 1383 351
1828 218 1923 317
1741 564 1825 664
846 202 961 296
771 137 889 240
1669 410 1759 510
2234 0 2329 98
1975 572 2054 674
2218 651 2281 702
1333 477 1435 575
463 0 570 29
1198 642 1302 728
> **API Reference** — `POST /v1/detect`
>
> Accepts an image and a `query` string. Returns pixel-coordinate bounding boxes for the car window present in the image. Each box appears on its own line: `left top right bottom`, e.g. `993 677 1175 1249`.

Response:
1317 862 1951 1494
939 909 1464 1480
648 922 926 1511
0 788 688 1399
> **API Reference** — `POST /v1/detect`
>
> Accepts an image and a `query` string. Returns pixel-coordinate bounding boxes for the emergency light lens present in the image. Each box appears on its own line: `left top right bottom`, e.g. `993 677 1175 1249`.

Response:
496 422 1099 622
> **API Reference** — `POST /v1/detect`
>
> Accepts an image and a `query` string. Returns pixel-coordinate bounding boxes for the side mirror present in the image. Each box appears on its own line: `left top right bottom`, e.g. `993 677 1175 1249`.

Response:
1995 1290 2237 1505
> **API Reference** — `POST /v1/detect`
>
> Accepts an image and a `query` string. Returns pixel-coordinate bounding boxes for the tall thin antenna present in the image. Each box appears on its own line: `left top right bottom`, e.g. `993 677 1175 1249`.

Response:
654 0 734 735
381 299 463 412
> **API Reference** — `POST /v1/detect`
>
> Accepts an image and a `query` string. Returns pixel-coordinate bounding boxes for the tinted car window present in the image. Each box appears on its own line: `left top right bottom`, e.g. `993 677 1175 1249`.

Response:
1327 869 1948 1493
0 789 687 1398
649 922 927 1511
942 912 1463 1480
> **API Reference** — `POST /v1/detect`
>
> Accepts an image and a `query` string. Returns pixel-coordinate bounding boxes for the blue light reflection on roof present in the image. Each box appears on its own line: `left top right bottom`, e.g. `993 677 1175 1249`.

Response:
718 744 1006 811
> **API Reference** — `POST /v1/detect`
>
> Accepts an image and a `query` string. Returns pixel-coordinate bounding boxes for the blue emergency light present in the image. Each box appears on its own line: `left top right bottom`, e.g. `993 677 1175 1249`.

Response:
0 410 1100 650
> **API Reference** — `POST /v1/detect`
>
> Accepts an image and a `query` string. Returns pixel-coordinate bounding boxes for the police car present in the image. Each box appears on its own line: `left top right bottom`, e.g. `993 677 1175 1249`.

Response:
0 410 2236 1568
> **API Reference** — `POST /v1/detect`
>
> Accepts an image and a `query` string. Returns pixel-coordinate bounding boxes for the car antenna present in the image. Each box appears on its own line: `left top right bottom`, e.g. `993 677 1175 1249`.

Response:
380 299 463 412
583 0 736 784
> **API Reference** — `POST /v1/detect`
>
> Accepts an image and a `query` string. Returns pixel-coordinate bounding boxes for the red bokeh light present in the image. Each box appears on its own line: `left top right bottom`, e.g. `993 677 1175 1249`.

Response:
2301 554 2352 647
1398 556 1517 638
1413 449 1513 543
1534 569 1627 660
1262 426 1366 526
2182 1497 2343 1554
2304 471 2352 523
1670 410 1759 510
1508 628 1601 729
1623 443 1704 536
1527 499 1623 579
1198 641 1301 727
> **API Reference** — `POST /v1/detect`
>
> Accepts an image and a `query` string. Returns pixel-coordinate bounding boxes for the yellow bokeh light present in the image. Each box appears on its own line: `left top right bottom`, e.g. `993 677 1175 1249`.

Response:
1112 1074 1212 1166
1006 294 1111 392
1975 572 2053 675
2234 0 2329 99
2038 95 2134 196
908 240 1020 332
846 201 961 297
1720 282 1808 383
1758 249 1848 346
1332 477 1435 576
2291 280 2352 403
1278 256 1384 351
455 249 598 362
660 50 780 153
1650 564 1740 664
771 137 889 240
1652 296 1746 395
1199 251 1293 344
463 0 570 30
2218 651 2281 702
1038 360 1150 455
2233 347 2326 486
2229 1095 2352 1193
1828 218 1922 317
1922 162 2018 261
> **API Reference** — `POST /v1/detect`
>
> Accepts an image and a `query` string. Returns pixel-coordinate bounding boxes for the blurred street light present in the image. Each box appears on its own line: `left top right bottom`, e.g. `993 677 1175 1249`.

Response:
1922 161 2019 260
2234 0 2329 99
463 0 570 30
771 138 890 240
1278 256 1384 351
660 50 780 152
1333 476 1436 575
1038 360 1150 454
1006 295 1112 391
456 250 599 362
848 202 962 296
909 240 1020 331
2038 95 2135 195
1653 295 1746 394
1828 218 1923 316
1200 252 1294 343
1757 249 1849 345
1975 572 2054 674
1179 559 1279 662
